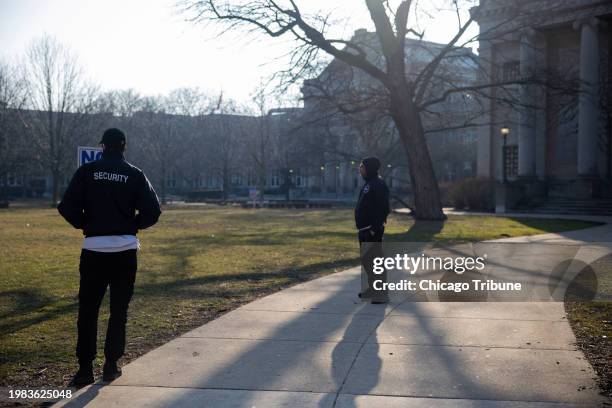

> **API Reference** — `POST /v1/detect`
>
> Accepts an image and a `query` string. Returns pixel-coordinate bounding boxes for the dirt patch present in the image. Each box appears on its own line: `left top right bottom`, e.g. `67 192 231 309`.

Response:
565 301 612 400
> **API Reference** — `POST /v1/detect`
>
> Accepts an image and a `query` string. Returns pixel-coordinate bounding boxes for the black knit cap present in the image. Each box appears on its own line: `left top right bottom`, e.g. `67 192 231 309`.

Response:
99 128 126 147
361 157 381 177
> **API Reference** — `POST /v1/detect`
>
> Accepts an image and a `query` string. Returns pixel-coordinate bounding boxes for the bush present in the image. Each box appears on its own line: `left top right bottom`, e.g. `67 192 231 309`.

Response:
438 182 454 207
186 190 224 201
449 178 494 212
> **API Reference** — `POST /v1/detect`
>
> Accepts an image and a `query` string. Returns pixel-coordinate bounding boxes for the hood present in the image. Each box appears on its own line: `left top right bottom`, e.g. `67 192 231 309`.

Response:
361 157 380 180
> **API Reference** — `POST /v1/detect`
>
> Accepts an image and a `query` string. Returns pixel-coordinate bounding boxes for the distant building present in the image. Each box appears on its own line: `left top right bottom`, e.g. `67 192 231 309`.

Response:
3 31 483 203
472 0 612 208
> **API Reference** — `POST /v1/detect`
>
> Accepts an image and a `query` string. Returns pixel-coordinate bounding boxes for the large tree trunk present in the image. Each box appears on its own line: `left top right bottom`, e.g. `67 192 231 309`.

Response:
389 89 445 220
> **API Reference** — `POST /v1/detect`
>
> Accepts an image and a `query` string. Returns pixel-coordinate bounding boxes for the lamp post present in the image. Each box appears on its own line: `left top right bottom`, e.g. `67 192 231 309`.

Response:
335 164 340 198
500 126 510 184
320 165 325 196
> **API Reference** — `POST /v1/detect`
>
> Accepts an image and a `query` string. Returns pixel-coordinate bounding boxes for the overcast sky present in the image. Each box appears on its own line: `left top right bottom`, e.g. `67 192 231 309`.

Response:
0 0 478 105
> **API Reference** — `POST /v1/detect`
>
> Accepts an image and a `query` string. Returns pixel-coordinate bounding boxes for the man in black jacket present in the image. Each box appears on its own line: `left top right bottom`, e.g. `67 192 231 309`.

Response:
355 157 390 304
58 128 161 387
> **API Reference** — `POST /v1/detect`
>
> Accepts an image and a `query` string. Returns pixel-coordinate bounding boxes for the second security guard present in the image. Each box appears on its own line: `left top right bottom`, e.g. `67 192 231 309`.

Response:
58 128 161 387
355 156 390 304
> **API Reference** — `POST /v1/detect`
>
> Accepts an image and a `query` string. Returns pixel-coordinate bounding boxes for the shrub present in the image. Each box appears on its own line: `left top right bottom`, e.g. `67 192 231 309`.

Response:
449 178 494 212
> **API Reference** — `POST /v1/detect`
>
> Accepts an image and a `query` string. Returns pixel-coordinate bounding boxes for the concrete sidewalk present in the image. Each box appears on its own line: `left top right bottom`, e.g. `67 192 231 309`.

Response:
57 221 611 407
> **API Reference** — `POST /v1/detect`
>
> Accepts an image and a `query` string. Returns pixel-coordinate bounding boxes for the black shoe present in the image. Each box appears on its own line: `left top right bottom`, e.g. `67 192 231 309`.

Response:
68 364 94 388
102 361 122 382
358 289 376 299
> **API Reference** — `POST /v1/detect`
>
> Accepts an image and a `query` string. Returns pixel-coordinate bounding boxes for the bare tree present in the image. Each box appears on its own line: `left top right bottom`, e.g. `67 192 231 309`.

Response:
166 87 216 116
268 108 304 200
132 96 181 204
128 89 221 203
247 85 274 203
0 62 28 202
22 35 99 205
100 89 144 118
182 0 582 219
205 96 249 200
166 87 220 193
182 0 460 219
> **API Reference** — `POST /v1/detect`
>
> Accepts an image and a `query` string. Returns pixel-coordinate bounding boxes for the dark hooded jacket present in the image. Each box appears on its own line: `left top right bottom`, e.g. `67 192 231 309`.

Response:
58 151 161 237
354 157 390 232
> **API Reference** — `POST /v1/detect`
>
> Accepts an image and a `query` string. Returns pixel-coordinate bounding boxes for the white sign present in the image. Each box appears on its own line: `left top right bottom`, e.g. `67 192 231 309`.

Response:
77 146 102 167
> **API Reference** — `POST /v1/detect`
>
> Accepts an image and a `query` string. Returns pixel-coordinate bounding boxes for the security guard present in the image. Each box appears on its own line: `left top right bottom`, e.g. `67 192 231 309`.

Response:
355 157 390 304
58 128 161 387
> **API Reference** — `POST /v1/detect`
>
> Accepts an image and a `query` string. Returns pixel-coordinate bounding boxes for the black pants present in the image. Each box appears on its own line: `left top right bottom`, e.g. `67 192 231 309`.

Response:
77 249 137 365
358 227 388 298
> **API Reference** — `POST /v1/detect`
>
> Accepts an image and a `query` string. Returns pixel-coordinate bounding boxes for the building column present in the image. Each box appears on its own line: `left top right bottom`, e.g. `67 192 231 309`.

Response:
518 29 537 178
573 18 600 177
534 33 548 180
476 45 494 179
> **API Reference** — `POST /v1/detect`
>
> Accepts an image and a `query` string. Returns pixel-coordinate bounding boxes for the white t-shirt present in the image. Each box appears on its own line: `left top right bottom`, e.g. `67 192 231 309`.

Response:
82 235 140 252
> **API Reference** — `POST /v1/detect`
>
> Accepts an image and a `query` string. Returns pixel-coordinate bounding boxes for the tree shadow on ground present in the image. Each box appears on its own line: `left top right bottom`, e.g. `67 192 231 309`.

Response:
1 257 361 342
150 229 357 249
385 218 445 242
0 289 77 337
130 268 501 408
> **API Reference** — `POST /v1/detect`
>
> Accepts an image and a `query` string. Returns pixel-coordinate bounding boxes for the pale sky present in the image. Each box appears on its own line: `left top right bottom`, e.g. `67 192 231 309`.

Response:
0 0 478 105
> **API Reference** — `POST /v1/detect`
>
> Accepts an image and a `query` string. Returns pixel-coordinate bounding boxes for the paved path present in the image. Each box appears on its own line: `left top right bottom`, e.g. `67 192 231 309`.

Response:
397 208 612 225
57 216 611 408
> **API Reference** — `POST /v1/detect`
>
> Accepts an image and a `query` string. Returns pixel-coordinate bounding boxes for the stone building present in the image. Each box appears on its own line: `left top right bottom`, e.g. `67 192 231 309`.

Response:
472 0 612 211
301 29 480 200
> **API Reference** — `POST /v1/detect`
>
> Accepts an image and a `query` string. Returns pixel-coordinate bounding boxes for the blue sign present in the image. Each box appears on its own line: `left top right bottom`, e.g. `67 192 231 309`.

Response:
77 146 102 167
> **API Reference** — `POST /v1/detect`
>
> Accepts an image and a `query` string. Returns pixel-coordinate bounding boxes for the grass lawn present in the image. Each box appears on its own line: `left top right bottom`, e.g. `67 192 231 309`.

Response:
0 205 598 389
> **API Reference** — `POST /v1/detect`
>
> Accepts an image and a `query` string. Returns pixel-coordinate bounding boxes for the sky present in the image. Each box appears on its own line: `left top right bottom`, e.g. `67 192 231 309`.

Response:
0 0 478 106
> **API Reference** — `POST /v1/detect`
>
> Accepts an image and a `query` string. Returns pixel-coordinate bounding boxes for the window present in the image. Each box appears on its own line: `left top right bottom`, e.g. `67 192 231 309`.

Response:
443 163 454 181
231 173 243 186
294 169 306 188
504 145 518 178
207 174 220 188
502 61 520 82
269 171 280 187
7 173 23 187
247 170 257 187
192 175 206 188
166 173 176 188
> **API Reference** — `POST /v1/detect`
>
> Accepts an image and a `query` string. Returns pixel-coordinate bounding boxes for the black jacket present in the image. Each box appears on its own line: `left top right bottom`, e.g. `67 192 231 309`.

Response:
354 176 390 232
58 152 161 237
